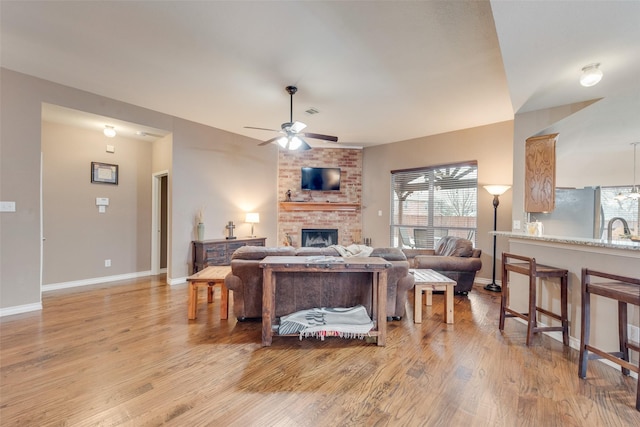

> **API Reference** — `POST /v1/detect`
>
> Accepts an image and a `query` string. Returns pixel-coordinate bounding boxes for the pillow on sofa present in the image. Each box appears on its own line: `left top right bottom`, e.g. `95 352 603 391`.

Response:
435 236 473 257
231 245 296 260
371 247 407 261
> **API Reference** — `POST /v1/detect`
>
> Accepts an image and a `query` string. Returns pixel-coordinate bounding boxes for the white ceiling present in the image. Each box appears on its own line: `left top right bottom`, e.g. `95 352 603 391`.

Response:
1 1 639 149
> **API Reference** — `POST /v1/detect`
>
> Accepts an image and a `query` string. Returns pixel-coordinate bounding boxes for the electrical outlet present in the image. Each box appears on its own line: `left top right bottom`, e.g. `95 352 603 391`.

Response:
513 220 521 230
105 259 111 267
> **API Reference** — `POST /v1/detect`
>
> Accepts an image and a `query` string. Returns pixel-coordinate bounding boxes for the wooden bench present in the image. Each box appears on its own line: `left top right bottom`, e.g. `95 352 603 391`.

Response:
186 265 231 320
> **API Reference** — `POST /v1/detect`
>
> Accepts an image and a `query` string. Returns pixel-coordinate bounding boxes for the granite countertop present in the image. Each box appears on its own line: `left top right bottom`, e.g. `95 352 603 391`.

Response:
491 231 640 252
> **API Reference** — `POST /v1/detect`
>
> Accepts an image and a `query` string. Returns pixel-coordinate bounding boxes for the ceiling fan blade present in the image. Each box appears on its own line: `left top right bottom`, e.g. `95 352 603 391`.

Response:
258 136 281 146
245 126 280 132
290 121 307 133
303 132 339 143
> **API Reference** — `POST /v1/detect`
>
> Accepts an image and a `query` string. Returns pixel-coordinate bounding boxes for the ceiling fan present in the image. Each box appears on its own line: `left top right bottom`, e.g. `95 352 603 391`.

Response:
245 86 338 150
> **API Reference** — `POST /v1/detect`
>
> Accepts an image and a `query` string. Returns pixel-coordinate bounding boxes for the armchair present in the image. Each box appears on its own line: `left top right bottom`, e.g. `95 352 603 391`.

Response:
404 236 482 295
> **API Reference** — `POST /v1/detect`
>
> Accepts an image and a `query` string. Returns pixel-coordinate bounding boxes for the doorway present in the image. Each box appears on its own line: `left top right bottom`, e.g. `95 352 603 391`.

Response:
152 171 169 275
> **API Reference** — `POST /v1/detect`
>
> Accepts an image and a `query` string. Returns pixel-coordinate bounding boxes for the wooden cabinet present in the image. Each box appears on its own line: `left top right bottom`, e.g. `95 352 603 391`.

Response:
525 133 557 213
192 237 266 272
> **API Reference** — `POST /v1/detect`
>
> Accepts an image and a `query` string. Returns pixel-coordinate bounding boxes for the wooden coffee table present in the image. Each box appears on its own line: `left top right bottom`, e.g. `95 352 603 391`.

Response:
186 265 231 320
411 269 457 324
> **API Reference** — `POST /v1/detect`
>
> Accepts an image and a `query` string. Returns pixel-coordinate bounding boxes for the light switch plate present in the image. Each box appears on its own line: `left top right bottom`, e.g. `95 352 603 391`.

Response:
513 220 521 230
96 197 109 206
0 201 16 212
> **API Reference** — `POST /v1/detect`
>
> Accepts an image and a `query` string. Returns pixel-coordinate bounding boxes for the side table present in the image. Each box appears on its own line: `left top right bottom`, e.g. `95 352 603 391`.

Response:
186 265 231 320
411 269 457 324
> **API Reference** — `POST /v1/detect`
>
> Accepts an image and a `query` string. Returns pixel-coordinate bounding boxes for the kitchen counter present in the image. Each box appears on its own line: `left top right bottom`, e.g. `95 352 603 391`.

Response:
492 231 640 252
492 231 639 362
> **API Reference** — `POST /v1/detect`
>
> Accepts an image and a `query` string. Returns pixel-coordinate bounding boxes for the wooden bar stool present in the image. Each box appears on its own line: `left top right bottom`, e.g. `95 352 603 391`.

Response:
499 252 569 346
578 268 640 411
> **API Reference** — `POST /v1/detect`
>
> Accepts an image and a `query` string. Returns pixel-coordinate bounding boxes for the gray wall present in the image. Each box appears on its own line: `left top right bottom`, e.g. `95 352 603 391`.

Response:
0 68 277 313
361 121 514 281
42 121 153 284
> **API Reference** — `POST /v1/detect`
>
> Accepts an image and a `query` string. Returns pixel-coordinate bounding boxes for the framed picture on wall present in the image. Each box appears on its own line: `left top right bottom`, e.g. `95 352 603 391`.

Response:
91 162 118 185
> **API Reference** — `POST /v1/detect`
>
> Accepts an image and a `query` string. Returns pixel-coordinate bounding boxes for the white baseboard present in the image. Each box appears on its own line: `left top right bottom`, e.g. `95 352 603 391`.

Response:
0 302 43 317
168 276 187 286
42 270 152 292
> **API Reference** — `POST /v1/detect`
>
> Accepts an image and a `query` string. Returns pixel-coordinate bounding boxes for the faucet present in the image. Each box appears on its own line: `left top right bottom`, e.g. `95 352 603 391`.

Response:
607 217 630 241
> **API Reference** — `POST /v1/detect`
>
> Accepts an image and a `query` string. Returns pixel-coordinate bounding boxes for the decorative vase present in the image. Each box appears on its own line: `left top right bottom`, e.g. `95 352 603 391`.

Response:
197 222 205 241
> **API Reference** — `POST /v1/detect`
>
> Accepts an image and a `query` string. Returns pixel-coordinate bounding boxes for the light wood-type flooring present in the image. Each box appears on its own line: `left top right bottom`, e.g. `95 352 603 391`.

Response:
1 275 639 426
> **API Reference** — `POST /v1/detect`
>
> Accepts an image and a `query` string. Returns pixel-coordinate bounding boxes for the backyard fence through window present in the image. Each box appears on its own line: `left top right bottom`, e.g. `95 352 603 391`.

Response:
390 162 478 249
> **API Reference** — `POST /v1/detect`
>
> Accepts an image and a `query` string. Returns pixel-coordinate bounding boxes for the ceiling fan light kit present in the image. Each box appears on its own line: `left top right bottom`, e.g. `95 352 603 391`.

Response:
246 85 338 151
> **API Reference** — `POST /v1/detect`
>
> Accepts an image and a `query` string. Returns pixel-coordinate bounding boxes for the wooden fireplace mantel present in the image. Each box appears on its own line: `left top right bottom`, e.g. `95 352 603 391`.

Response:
279 202 360 212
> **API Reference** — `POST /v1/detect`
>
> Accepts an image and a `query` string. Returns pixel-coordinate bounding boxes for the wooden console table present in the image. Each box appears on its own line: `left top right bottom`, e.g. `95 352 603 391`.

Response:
192 237 265 272
259 256 390 347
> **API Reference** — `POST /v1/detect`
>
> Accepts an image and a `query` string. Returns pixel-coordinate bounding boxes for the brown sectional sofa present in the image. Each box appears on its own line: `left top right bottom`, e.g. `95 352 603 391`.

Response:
224 246 415 321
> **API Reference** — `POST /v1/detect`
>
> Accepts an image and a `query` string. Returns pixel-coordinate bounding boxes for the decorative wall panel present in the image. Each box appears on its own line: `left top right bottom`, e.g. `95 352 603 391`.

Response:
525 134 557 213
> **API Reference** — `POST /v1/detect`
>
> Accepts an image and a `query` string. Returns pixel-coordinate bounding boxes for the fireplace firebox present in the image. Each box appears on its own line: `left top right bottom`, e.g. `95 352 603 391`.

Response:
301 229 338 247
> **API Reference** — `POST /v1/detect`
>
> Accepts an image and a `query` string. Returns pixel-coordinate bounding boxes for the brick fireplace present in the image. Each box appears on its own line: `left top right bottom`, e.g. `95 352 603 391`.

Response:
278 148 362 247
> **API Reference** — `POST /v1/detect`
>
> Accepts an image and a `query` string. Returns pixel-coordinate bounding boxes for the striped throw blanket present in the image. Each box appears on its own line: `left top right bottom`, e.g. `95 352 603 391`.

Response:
278 305 374 340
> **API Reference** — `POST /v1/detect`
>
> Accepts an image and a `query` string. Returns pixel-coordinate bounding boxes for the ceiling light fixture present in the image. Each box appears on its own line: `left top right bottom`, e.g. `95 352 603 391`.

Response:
103 125 116 138
629 142 640 199
579 63 603 87
614 142 640 200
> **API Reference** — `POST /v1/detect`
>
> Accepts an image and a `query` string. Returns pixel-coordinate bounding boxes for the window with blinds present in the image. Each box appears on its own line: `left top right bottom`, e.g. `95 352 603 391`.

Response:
390 162 478 249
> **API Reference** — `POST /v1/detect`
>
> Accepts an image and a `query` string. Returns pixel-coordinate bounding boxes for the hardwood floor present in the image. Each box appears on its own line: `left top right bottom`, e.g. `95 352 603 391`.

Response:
1 275 638 426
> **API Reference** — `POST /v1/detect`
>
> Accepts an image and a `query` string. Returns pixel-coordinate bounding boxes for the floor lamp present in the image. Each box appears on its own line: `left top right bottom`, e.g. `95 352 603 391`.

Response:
483 185 511 292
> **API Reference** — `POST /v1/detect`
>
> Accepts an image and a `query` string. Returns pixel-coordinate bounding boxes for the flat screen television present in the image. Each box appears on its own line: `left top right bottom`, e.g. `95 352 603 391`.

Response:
301 167 341 191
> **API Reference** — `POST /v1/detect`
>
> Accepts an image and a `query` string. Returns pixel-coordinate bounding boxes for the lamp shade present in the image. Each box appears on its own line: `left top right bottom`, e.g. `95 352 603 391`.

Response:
245 212 260 224
483 185 511 196
580 63 603 87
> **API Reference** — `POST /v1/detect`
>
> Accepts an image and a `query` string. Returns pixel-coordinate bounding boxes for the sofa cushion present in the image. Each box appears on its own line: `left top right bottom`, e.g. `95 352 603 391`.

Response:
435 236 473 257
414 255 482 272
371 247 407 261
231 245 296 260
295 247 340 257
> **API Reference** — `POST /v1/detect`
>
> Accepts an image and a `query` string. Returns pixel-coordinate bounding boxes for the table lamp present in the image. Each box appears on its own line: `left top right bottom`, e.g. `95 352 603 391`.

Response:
245 212 260 237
